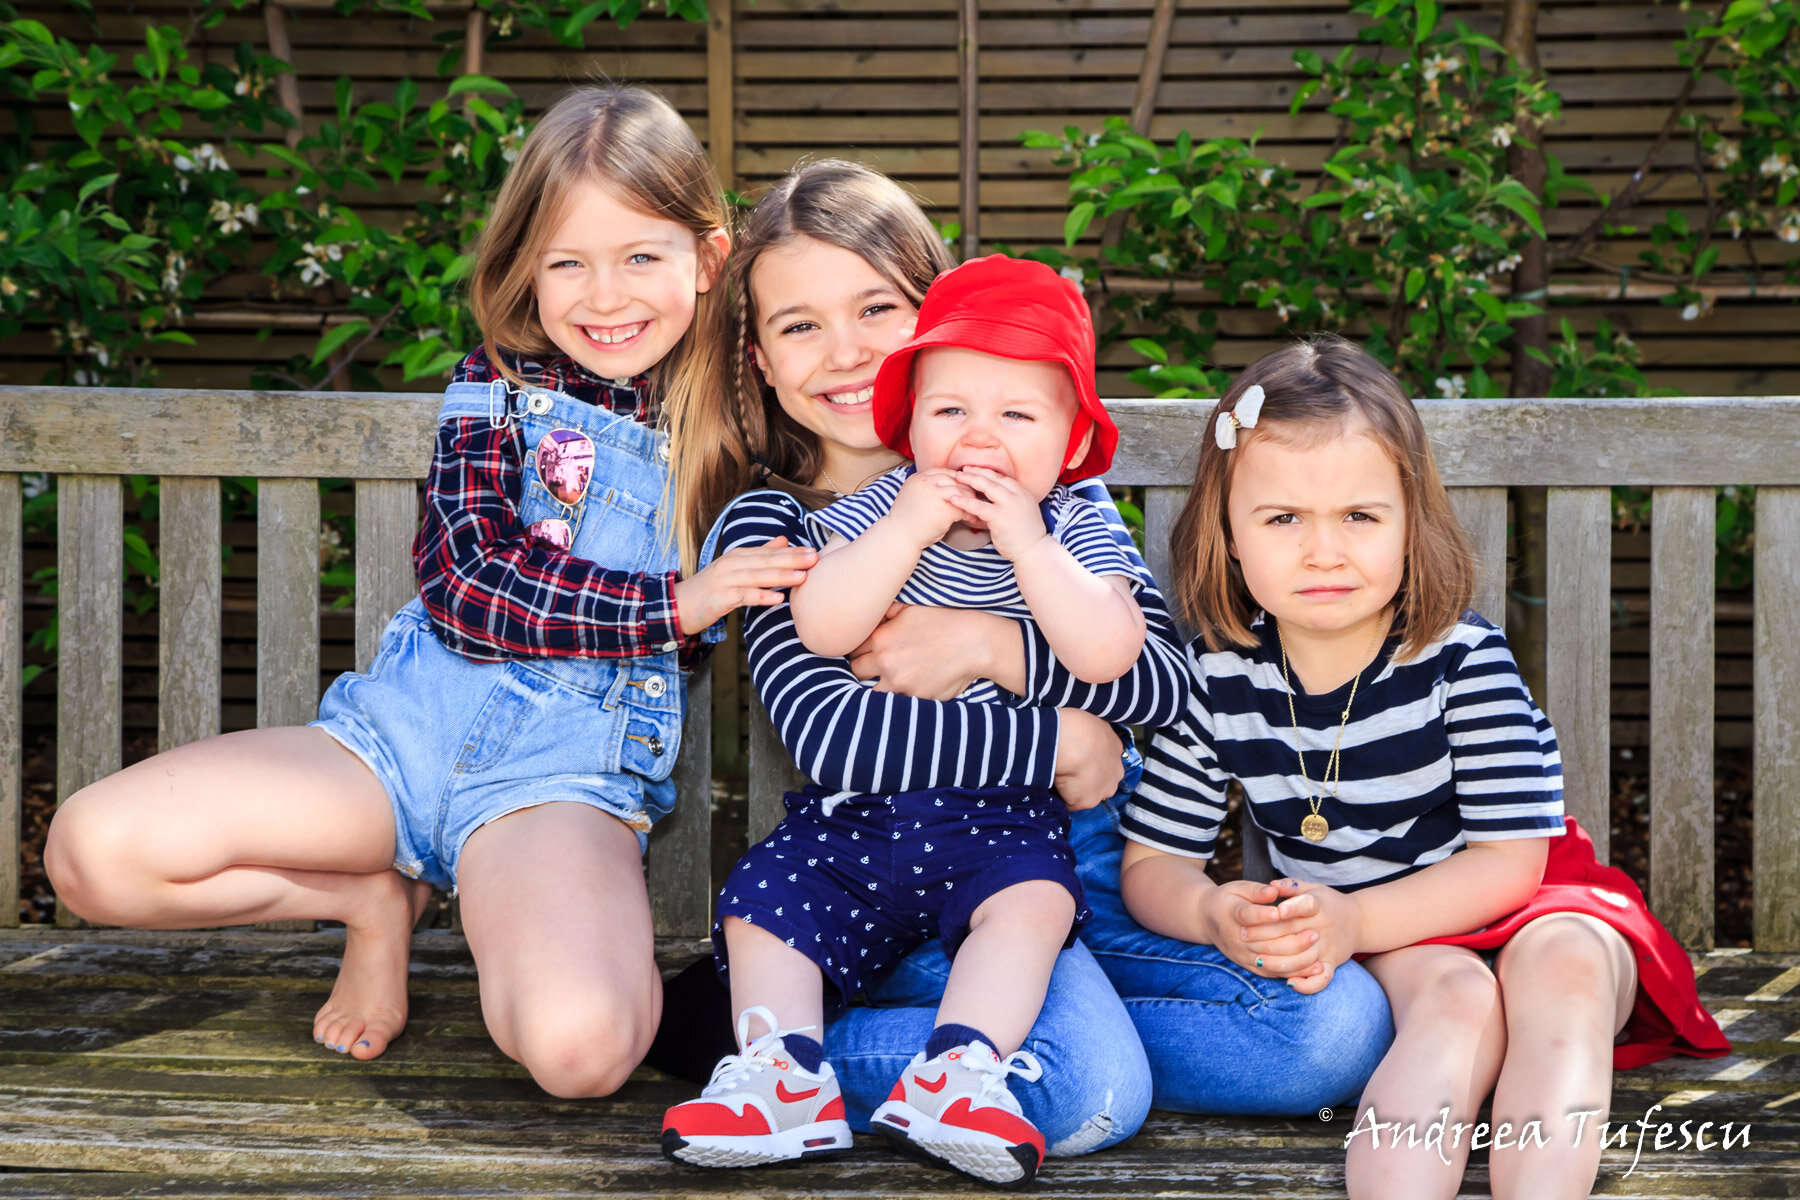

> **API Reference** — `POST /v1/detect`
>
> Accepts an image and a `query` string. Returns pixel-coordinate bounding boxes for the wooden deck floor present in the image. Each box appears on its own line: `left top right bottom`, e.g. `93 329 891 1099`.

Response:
0 929 1795 1198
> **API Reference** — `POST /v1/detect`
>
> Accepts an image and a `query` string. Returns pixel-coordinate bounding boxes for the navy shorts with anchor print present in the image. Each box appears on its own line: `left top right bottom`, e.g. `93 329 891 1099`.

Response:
714 784 1089 1015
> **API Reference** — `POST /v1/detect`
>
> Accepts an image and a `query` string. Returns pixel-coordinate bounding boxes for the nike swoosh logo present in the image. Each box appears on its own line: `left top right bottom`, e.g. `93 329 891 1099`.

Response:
777 1081 821 1103
914 1073 948 1093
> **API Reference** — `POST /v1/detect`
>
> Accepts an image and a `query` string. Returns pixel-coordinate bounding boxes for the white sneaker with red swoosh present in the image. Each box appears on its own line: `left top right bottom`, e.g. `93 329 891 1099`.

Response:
870 1041 1046 1187
662 1007 853 1168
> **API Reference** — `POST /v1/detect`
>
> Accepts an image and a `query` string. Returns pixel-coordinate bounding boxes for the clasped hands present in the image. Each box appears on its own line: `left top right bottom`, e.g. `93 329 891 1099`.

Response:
1204 878 1363 994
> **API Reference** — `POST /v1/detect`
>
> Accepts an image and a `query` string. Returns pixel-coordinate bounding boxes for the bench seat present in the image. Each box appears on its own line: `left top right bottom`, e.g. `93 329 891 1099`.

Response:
0 929 1794 1198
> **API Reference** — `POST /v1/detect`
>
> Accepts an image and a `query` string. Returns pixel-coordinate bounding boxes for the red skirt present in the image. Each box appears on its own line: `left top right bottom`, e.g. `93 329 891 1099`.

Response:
1414 817 1730 1070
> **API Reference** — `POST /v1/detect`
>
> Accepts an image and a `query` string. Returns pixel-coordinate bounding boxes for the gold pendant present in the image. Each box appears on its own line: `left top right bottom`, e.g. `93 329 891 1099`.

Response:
1301 813 1329 842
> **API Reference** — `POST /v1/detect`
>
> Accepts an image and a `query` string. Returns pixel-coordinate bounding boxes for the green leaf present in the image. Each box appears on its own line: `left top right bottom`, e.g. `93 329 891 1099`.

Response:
561 2 609 43
1404 267 1426 303
1063 201 1096 246
1128 337 1168 364
76 172 117 204
311 319 370 367
1414 0 1438 42
447 74 513 97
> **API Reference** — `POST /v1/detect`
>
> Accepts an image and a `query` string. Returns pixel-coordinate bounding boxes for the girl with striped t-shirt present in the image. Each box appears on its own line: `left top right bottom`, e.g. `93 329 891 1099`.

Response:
1120 336 1727 1200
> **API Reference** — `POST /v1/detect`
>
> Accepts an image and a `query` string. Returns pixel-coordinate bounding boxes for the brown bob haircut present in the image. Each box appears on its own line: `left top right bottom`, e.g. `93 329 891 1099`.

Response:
1167 334 1477 662
467 84 730 572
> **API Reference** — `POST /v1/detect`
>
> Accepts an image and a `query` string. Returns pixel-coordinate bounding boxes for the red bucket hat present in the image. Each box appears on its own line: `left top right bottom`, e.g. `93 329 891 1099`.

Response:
871 254 1117 484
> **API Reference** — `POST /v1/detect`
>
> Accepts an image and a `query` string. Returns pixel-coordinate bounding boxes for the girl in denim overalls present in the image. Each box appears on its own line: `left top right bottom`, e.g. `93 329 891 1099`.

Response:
43 86 814 1097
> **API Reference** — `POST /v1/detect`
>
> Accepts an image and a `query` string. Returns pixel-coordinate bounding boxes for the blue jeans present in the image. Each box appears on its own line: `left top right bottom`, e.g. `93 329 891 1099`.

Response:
1070 798 1395 1115
824 937 1152 1157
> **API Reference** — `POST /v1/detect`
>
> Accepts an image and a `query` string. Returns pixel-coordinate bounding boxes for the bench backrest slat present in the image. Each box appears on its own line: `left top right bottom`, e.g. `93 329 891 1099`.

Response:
256 481 323 731
0 474 20 929
55 476 124 927
652 665 714 938
747 690 804 846
158 477 224 752
1449 487 1508 631
352 481 421 673
1753 486 1800 949
1545 487 1616 864
1649 485 1718 947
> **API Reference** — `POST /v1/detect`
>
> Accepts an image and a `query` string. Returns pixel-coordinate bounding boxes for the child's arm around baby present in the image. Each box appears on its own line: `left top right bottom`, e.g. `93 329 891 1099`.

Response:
790 466 1145 684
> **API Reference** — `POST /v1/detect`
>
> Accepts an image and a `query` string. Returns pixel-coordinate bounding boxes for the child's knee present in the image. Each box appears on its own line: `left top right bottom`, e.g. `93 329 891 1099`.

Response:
1402 954 1501 1033
506 994 655 1098
43 788 142 922
971 879 1076 933
1500 915 1631 1011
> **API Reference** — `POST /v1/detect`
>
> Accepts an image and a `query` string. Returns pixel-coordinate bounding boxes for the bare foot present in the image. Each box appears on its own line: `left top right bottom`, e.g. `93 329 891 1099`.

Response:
313 872 432 1060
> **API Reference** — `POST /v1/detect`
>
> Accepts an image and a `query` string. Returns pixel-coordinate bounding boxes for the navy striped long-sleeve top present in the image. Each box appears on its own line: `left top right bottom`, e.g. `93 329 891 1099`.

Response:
1121 612 1565 891
804 466 1149 705
713 481 1189 795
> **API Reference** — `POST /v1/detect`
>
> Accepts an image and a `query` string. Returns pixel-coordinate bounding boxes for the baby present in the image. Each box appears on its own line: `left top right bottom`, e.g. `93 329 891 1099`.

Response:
663 255 1146 1187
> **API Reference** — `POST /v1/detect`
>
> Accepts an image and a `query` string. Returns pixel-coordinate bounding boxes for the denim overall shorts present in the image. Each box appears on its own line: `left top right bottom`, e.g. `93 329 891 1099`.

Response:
311 379 690 891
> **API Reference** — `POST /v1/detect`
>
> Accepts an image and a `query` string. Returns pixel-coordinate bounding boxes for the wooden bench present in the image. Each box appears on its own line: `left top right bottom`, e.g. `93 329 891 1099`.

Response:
1 386 1797 1197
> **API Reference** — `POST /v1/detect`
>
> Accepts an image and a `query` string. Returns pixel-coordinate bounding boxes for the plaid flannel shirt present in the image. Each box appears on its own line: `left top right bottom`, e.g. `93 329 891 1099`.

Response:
411 345 695 664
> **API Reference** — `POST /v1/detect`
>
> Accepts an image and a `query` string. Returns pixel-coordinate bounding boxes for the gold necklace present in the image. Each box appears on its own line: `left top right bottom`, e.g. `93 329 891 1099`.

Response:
819 467 845 496
1277 614 1388 843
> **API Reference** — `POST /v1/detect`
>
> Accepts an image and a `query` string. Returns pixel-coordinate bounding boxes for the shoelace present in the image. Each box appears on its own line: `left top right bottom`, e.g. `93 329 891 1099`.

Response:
960 1046 1044 1107
701 1005 819 1097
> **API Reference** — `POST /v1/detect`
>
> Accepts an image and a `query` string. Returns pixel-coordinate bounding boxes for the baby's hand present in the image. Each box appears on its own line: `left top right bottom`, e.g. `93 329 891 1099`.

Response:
888 468 969 549
950 467 1047 561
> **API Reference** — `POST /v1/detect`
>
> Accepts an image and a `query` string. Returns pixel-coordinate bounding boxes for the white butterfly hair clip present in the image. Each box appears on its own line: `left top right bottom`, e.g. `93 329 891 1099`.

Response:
1214 384 1266 450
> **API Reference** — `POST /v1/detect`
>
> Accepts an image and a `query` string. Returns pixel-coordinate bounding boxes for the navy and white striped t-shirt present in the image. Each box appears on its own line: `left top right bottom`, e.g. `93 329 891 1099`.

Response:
710 483 1188 797
1121 613 1564 891
805 466 1149 705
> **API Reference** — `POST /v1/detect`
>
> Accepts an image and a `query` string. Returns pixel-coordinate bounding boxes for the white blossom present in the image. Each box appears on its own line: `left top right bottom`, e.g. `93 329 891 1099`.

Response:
161 252 186 294
1709 140 1740 169
1434 374 1467 399
1421 54 1462 82
1059 265 1085 287
208 198 259 234
1778 212 1800 244
1489 124 1514 149
1681 302 1701 321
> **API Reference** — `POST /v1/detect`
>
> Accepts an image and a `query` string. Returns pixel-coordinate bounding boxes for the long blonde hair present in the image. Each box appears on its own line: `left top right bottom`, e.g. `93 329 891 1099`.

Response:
688 160 955 523
1167 335 1476 662
468 84 730 571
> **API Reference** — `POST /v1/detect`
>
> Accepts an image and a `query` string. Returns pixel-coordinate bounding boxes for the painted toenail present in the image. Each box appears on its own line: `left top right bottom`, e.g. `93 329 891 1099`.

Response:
357 1041 370 1048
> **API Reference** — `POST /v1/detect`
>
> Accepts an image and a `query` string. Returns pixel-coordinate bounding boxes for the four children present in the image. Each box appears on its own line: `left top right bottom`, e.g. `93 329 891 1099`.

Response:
40 81 1728 1199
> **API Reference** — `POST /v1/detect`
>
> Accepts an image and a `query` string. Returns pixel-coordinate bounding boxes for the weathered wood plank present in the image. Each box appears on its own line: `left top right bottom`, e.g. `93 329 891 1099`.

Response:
1650 487 1716 949
255 481 320 730
1544 488 1612 863
55 476 123 929
1448 486 1507 631
1142 485 1187 628
0 389 441 478
255 480 320 935
1755 486 1800 952
958 0 979 257
157 477 222 752
7 393 1800 486
706 0 734 189
746 690 803 846
0 474 18 928
649 662 713 938
351 480 417 673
